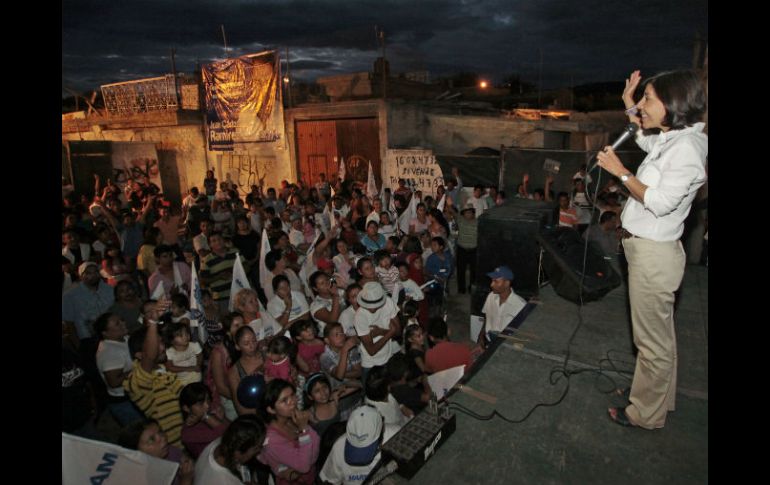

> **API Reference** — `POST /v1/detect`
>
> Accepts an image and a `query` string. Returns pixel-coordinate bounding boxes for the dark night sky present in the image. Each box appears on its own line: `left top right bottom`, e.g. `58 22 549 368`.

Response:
62 0 708 96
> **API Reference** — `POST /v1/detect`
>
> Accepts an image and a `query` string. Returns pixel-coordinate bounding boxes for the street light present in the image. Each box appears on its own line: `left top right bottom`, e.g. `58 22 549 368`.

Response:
479 80 489 89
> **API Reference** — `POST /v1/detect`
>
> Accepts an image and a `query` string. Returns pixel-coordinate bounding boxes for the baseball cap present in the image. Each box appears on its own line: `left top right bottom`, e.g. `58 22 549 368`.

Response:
486 265 513 281
344 406 384 466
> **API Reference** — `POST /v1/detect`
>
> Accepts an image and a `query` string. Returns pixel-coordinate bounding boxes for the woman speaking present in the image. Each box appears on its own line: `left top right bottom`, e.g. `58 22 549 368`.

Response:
596 69 707 429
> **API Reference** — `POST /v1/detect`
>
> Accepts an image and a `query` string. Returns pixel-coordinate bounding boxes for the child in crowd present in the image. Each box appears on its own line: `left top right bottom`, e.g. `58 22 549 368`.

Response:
264 335 295 384
386 354 431 414
396 262 424 306
179 382 229 459
170 293 197 342
374 250 399 296
304 373 344 439
403 322 427 383
378 212 396 238
337 284 361 337
199 289 224 352
291 319 325 377
363 365 410 427
320 322 363 391
355 256 378 285
164 321 203 386
100 244 131 287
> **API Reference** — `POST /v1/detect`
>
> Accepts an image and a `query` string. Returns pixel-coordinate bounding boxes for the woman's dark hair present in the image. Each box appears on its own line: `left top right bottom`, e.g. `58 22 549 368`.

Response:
290 319 315 340
643 70 707 131
221 312 244 362
234 325 256 348
118 418 160 450
93 312 115 341
219 415 266 476
271 273 290 292
308 270 327 295
265 249 284 271
179 382 211 419
303 372 331 409
356 257 373 272
261 379 296 421
428 208 451 236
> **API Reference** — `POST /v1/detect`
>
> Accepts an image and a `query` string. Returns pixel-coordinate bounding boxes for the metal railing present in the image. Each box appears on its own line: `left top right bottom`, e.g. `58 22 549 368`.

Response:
101 75 178 116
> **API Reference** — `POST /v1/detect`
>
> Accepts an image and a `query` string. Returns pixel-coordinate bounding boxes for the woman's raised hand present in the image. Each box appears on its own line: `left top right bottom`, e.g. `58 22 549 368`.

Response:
623 70 642 106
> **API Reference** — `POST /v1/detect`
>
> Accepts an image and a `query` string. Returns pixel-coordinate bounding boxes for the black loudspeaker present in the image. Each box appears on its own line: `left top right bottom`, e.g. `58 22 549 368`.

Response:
472 200 558 315
537 227 621 304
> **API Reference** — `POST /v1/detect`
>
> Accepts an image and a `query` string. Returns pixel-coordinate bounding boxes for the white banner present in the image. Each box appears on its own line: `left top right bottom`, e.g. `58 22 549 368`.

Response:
62 433 178 485
366 161 378 198
383 149 444 198
259 229 273 300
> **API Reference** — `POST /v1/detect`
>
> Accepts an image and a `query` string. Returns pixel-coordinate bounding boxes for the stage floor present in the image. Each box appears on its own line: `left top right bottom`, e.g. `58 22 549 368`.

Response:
389 264 708 484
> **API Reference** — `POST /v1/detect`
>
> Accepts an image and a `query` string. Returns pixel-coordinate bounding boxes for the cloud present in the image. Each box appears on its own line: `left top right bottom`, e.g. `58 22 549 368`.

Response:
63 0 708 93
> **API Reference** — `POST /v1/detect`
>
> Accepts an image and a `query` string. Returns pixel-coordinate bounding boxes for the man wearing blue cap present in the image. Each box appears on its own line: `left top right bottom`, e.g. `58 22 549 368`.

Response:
478 266 526 348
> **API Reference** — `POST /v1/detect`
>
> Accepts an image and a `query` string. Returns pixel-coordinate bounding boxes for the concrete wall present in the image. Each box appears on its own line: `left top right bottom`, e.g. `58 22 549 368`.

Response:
62 116 292 201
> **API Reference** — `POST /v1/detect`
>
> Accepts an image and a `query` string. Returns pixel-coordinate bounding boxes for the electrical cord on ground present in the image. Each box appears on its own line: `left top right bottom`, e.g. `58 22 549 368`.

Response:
446 158 637 426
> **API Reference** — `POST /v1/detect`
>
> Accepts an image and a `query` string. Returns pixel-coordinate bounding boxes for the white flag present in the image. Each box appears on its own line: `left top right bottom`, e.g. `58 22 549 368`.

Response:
338 156 346 183
229 253 251 312
150 280 166 300
299 229 322 296
259 229 273 301
398 191 418 235
62 432 178 485
189 262 206 341
437 193 446 211
172 262 184 291
366 161 378 198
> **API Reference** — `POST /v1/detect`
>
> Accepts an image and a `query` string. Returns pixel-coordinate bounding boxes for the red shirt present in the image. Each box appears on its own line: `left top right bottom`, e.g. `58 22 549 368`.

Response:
425 341 472 374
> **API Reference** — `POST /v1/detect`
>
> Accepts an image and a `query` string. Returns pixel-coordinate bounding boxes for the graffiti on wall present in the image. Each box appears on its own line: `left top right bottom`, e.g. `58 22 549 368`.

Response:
111 143 163 196
224 154 277 196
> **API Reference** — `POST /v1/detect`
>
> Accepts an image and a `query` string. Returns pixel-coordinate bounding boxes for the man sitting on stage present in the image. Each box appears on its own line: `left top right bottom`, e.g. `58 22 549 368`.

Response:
477 266 527 349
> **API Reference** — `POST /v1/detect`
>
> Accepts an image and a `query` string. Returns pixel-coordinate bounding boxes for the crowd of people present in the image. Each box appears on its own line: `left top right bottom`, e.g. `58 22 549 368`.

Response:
61 166 532 484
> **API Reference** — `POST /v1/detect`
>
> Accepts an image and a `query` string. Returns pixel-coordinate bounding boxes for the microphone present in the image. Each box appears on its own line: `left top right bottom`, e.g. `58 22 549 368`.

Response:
587 122 640 173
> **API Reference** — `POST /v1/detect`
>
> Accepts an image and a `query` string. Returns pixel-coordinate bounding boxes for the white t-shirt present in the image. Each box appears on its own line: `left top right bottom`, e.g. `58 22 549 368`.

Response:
310 294 346 335
338 306 358 337
289 228 305 248
354 298 401 368
481 290 527 334
95 337 133 397
319 424 400 485
399 278 424 301
194 438 247 485
466 196 490 215
267 291 310 322
365 395 409 428
166 341 203 385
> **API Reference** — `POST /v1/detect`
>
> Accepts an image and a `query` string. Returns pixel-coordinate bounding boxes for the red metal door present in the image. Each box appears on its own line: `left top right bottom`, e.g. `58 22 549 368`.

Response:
295 120 338 188
336 118 380 188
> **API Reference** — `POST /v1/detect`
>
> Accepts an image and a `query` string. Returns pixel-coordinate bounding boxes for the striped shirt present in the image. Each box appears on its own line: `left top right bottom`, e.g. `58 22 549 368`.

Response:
123 361 185 447
455 216 478 249
200 250 239 301
559 207 578 228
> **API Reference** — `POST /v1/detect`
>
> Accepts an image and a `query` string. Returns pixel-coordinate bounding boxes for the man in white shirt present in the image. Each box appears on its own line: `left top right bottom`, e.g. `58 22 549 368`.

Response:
466 184 490 216
354 282 401 384
479 265 526 348
320 405 399 485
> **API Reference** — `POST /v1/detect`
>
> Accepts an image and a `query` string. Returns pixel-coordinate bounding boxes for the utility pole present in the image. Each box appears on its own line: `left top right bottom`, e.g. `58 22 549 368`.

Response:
285 46 293 108
170 47 179 105
375 26 387 100
537 48 543 108
221 25 229 58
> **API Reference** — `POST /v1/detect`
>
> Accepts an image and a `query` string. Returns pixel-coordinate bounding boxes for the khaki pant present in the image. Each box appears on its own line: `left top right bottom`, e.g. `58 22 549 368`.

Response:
622 237 685 429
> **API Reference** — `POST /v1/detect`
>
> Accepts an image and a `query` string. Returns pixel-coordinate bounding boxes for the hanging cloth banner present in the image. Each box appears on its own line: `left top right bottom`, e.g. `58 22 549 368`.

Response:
202 50 283 151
